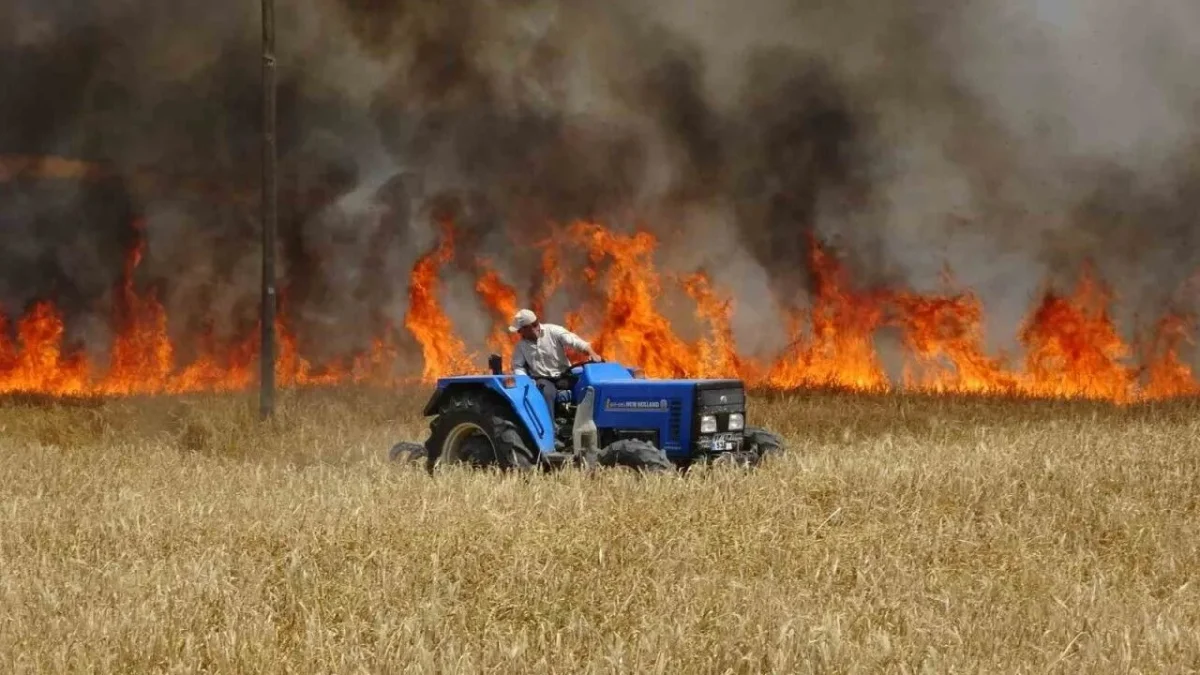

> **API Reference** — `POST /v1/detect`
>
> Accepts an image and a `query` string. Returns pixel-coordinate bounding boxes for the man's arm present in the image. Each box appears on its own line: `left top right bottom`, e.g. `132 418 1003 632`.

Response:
511 344 529 375
550 325 602 361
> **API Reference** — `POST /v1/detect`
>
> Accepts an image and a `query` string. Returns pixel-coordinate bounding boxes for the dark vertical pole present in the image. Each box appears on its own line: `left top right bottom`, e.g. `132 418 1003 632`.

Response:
260 0 277 419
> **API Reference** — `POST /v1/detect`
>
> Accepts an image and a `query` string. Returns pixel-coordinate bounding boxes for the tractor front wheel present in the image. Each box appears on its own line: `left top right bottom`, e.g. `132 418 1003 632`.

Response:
425 391 537 473
743 427 785 464
597 439 675 473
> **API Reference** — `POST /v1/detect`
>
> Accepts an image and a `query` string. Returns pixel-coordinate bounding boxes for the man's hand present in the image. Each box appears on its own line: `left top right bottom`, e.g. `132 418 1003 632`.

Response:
587 349 604 363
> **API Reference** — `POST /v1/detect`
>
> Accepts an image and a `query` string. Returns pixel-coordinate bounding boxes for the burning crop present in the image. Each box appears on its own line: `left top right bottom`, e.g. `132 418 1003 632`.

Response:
0 218 1196 403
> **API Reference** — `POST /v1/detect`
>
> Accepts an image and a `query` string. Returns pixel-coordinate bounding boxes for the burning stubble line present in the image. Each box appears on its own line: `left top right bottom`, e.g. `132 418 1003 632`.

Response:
0 218 1199 402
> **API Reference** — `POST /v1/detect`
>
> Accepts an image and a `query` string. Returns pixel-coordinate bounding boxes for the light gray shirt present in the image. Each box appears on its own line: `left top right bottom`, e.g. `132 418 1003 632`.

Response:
512 323 592 377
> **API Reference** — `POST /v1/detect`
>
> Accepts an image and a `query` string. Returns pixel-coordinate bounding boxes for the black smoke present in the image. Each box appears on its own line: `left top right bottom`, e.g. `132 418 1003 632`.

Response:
1 0 1198 367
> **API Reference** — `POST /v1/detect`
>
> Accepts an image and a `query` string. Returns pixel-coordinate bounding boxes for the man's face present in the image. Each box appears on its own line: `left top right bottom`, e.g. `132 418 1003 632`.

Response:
518 323 541 342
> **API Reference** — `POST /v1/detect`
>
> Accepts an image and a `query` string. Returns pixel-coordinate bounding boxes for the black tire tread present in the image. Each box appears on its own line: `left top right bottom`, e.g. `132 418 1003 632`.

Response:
743 426 785 461
388 441 427 463
597 438 674 473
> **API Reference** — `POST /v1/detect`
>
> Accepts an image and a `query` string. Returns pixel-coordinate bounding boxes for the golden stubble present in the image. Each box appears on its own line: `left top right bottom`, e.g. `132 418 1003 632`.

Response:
1 387 1198 673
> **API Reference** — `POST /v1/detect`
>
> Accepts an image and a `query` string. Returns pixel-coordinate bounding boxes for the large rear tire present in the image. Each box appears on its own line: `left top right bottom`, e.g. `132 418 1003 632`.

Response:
597 439 674 473
424 391 537 474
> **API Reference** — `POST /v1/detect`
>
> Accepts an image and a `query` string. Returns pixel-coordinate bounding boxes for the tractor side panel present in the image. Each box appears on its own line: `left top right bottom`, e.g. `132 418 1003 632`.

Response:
491 379 556 454
592 382 696 459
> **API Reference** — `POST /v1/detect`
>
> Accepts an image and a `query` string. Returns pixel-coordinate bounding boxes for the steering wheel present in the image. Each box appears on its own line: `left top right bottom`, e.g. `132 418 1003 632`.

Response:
568 356 604 370
552 356 602 382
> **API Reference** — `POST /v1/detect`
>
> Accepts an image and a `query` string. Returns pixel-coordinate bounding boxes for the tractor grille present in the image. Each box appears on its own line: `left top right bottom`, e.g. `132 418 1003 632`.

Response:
695 382 745 414
690 381 747 454
668 399 682 442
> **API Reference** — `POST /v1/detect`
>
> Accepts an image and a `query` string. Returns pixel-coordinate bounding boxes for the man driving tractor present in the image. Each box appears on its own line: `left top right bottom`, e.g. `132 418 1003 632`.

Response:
508 308 602 424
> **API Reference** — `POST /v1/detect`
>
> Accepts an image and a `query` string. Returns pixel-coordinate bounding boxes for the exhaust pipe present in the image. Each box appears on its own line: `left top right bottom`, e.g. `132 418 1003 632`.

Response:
572 386 599 458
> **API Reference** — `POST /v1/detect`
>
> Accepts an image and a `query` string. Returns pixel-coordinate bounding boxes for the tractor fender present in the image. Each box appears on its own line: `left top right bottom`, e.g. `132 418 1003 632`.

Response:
421 387 447 416
421 377 556 453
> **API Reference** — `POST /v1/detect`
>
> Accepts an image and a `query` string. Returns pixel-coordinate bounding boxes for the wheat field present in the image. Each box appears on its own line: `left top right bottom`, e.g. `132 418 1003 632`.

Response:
1 386 1198 673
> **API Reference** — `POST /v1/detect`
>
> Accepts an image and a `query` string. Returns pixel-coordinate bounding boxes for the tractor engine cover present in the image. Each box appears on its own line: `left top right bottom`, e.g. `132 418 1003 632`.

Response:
588 378 747 460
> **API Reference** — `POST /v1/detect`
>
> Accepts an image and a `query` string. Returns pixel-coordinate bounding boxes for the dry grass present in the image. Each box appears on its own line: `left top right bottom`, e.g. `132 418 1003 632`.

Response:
1 386 1198 673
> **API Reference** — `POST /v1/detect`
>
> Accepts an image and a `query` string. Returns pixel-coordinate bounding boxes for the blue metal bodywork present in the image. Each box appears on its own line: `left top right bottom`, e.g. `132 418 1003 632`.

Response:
570 363 699 459
423 362 743 460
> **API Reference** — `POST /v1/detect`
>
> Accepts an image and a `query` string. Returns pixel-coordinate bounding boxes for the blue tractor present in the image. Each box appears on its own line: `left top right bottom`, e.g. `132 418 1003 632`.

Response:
390 354 785 473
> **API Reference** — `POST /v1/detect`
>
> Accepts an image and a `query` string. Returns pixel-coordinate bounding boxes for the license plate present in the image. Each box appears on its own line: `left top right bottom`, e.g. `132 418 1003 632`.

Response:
710 434 736 451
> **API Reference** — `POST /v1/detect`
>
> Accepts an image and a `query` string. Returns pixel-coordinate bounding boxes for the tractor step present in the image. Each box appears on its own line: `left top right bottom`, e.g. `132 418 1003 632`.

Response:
543 451 579 468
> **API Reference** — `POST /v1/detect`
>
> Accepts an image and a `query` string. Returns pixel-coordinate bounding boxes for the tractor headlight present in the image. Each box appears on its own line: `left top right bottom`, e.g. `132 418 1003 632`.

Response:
700 415 717 434
728 413 744 431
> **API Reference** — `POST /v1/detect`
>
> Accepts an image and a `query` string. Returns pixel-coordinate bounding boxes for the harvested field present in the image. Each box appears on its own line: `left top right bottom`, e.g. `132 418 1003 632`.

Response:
1 387 1198 672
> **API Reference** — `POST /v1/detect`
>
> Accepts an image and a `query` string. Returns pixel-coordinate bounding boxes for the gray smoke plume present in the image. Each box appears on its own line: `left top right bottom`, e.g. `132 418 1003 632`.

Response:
1 0 1198 372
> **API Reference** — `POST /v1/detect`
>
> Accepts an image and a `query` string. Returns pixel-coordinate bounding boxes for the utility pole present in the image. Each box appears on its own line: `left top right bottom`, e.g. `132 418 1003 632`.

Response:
260 0 277 419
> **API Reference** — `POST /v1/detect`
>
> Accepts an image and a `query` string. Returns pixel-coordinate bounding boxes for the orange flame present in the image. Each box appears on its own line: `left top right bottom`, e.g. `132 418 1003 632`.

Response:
564 222 700 376
0 217 1197 403
766 237 889 391
1018 266 1136 402
1141 314 1200 399
681 272 758 381
3 301 91 395
0 155 106 182
531 243 563 318
474 261 519 356
402 220 474 381
100 220 174 394
891 288 1019 396
0 220 409 396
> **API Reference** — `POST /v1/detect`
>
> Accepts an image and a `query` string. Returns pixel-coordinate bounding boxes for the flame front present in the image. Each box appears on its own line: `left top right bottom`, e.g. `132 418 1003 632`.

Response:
403 221 475 381
1 218 1197 403
475 262 520 356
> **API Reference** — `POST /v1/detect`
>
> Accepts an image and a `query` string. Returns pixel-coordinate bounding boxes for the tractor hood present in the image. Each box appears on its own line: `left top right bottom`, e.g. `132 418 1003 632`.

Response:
573 365 748 458
571 362 746 414
570 361 744 389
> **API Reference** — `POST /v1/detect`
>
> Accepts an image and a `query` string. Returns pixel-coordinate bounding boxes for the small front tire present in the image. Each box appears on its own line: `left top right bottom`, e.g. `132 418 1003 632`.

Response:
743 427 785 464
597 439 674 473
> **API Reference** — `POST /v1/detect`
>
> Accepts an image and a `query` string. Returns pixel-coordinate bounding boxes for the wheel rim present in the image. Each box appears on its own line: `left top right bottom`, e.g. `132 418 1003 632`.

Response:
439 422 495 466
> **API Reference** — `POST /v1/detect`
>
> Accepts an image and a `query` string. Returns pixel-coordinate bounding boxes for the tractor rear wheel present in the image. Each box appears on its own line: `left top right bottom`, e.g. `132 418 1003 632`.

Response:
425 391 537 473
597 439 674 473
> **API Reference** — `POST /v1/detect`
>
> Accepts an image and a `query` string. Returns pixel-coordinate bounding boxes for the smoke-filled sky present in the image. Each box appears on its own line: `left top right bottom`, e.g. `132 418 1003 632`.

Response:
1 0 1198 366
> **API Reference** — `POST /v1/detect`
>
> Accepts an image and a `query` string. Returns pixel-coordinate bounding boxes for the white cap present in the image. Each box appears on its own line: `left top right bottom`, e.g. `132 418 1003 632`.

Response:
507 308 538 333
